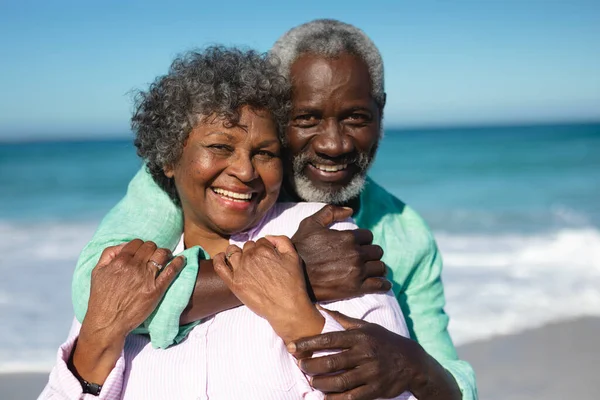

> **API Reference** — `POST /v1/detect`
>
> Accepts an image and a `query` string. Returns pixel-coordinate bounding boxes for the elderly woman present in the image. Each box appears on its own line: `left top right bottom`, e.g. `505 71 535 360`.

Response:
39 47 414 400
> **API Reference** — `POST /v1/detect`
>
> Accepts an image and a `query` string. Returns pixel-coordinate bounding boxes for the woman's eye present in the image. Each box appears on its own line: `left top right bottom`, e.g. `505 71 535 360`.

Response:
207 144 233 153
255 150 279 160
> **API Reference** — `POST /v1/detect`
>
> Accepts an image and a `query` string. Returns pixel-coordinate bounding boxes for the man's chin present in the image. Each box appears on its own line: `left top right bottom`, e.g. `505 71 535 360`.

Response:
291 173 367 204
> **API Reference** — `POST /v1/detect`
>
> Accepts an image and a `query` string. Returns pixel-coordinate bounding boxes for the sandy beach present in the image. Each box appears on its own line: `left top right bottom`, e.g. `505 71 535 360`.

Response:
2 316 599 400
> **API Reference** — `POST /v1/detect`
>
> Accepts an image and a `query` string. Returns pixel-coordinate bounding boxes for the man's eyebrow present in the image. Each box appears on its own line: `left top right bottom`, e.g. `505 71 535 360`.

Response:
292 107 320 114
346 106 373 113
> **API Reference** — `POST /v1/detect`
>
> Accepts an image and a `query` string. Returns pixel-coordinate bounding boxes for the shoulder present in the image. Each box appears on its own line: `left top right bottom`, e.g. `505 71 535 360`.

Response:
359 177 436 251
359 177 439 287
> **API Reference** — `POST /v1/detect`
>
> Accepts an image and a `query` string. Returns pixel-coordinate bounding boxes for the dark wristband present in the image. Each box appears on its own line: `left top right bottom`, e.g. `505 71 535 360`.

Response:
67 343 103 396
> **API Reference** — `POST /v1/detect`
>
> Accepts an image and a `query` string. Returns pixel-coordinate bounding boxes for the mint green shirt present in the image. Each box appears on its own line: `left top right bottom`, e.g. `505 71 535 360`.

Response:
72 167 477 399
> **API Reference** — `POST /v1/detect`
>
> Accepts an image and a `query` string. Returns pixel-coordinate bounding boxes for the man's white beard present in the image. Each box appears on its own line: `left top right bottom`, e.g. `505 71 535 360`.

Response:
290 151 373 204
291 172 367 204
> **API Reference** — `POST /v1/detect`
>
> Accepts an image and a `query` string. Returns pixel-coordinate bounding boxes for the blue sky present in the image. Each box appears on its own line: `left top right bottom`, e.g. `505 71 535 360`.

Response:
1 0 599 140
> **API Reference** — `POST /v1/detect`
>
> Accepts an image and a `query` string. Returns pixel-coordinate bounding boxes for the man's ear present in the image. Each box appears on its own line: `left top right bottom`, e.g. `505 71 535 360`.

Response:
382 92 387 108
163 165 175 178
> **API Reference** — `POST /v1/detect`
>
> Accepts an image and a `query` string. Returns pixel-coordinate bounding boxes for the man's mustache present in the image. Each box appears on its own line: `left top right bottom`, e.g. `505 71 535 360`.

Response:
292 152 372 171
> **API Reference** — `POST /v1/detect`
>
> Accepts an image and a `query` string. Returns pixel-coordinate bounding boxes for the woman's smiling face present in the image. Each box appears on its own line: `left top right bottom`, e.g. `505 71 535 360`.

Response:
165 106 282 236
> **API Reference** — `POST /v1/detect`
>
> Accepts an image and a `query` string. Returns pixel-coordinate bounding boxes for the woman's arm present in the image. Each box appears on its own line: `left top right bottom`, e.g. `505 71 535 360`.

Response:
41 240 185 398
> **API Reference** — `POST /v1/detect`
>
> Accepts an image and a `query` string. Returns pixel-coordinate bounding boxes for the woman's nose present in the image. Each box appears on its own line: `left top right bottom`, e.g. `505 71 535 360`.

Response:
228 153 258 182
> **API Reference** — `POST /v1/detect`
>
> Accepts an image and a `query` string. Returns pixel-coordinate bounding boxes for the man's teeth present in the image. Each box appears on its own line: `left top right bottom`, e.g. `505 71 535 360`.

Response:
213 188 252 201
312 163 348 172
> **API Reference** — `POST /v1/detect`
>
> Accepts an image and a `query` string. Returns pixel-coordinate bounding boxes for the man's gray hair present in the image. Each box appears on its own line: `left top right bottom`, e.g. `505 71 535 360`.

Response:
270 19 385 110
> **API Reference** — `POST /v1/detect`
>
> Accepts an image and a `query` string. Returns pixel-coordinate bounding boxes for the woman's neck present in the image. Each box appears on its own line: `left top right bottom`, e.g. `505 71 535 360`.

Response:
182 218 231 258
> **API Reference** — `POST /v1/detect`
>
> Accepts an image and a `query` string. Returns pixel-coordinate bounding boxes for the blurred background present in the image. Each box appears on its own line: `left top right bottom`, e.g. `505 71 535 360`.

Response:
1 1 599 399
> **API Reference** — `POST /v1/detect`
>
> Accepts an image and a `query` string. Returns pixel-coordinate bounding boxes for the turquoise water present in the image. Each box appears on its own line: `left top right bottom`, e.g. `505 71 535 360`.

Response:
1 122 599 371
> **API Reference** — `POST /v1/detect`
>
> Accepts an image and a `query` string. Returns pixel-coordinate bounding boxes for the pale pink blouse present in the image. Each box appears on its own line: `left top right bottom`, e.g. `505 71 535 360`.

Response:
39 202 416 400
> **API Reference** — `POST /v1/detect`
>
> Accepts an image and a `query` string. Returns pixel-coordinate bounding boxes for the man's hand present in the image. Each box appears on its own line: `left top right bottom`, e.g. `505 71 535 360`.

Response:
289 308 462 400
291 205 390 302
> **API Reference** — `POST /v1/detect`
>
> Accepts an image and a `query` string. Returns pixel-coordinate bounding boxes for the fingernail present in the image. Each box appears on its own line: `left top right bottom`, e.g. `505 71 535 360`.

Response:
287 342 296 353
180 255 187 264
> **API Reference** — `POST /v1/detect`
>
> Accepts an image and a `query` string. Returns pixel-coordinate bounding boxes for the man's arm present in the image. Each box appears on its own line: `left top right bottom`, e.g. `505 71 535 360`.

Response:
397 232 477 400
287 206 477 400
72 170 387 347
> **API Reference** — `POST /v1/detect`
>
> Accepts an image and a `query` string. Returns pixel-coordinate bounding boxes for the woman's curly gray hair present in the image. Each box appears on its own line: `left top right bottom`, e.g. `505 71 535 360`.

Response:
132 46 291 204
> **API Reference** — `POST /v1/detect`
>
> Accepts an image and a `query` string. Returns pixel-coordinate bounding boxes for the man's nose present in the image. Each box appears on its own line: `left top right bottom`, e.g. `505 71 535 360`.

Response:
228 153 258 182
312 118 354 158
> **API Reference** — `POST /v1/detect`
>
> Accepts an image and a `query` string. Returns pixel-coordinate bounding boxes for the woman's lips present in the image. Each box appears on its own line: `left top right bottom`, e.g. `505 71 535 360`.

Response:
211 187 255 211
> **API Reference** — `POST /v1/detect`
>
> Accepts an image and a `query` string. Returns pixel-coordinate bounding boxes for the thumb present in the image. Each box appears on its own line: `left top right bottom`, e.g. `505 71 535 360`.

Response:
308 205 353 228
316 305 367 330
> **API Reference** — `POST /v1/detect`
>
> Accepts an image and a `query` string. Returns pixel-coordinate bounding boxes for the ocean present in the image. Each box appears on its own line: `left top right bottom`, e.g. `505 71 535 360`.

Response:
1 122 599 372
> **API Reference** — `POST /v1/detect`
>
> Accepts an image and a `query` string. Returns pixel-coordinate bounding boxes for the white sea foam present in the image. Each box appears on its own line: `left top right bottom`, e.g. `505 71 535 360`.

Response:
1 219 600 371
438 227 600 345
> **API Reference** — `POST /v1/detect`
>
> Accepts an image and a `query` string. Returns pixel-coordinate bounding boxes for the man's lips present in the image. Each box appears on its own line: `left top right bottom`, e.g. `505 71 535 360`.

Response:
305 162 355 184
310 162 348 172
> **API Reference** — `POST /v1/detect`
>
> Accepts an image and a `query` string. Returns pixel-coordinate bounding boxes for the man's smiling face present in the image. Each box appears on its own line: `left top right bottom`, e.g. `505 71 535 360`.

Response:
284 52 381 205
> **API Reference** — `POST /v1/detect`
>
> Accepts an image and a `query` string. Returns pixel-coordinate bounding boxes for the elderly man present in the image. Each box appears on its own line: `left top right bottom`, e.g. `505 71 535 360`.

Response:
73 19 476 400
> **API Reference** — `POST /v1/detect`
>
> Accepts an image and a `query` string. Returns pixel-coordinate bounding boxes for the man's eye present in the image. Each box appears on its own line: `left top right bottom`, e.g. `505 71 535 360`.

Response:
294 114 319 126
347 113 370 123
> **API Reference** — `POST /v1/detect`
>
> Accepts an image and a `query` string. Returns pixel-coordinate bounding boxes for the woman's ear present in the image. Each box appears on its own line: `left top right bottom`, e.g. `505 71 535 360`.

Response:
163 165 175 178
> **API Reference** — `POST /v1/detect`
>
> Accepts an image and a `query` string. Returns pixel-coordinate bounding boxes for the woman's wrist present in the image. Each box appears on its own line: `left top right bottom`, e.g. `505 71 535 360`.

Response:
70 322 126 385
268 300 325 344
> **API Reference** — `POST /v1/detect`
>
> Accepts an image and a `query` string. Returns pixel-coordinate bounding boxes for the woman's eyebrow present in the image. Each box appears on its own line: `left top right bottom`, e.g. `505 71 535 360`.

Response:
206 131 235 140
256 138 280 148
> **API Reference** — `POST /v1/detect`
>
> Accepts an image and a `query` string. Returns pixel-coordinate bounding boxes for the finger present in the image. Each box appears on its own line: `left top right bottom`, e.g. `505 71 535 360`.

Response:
96 243 128 268
118 239 145 258
242 240 256 251
360 244 383 262
213 252 234 285
364 260 387 278
155 255 187 292
308 205 354 228
361 277 392 293
316 305 367 330
264 235 295 254
325 385 377 400
288 331 354 355
298 350 363 376
351 228 374 246
131 240 158 267
224 244 243 269
311 367 367 393
147 247 173 273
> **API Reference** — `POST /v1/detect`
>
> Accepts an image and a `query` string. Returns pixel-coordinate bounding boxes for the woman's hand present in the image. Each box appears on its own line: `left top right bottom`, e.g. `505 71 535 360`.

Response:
213 236 324 344
72 239 186 384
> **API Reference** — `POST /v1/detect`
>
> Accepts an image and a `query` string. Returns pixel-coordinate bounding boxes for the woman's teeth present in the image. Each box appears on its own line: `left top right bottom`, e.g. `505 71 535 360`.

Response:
312 163 348 172
212 188 252 202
